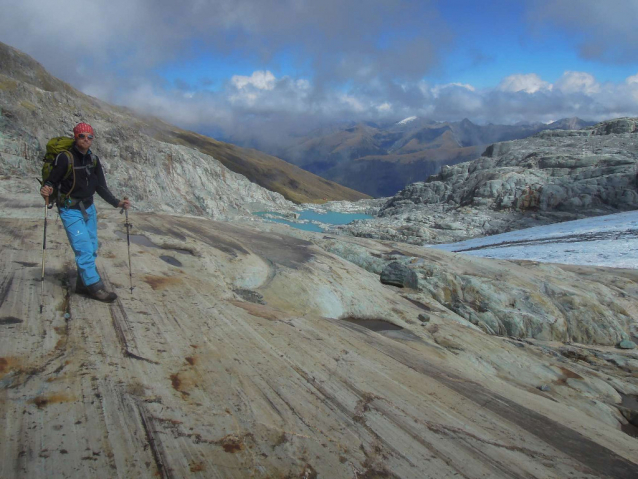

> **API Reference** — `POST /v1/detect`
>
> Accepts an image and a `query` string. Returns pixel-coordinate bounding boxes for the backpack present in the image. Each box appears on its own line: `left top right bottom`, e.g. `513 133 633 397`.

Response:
40 136 96 204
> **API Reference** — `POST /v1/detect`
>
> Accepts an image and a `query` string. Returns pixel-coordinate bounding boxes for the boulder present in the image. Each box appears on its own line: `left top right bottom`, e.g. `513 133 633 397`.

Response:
380 262 419 289
618 406 638 427
618 340 637 350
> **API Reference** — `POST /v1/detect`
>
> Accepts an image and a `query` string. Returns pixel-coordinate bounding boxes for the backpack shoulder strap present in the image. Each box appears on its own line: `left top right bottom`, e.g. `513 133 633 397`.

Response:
57 151 77 200
61 151 74 180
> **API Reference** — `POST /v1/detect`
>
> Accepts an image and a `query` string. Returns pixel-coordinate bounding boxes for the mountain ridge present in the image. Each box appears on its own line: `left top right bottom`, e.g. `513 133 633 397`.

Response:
0 41 368 205
333 117 638 245
268 116 596 197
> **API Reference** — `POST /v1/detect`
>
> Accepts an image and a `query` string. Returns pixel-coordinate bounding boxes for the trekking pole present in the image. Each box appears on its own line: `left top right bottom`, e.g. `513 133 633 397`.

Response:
40 197 53 313
120 197 134 294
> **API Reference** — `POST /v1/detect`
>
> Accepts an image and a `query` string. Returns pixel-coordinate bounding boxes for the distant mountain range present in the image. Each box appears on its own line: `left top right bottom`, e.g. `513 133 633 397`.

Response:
269 116 596 197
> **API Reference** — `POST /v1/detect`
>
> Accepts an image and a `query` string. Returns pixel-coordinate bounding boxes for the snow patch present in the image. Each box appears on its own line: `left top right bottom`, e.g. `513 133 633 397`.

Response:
430 211 638 269
397 116 417 125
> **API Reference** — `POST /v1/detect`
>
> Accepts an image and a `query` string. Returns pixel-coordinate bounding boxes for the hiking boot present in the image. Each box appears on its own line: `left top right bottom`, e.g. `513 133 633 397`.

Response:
75 276 90 295
87 280 117 303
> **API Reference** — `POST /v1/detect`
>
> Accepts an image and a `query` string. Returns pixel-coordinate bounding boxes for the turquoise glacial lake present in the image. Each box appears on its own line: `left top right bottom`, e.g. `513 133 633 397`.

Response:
254 210 373 232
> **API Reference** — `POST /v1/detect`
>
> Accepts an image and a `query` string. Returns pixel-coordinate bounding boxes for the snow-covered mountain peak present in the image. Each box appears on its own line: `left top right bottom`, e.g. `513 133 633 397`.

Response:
397 116 417 125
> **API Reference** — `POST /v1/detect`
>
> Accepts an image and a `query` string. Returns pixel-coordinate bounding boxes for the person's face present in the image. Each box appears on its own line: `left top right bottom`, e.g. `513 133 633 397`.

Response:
75 133 94 151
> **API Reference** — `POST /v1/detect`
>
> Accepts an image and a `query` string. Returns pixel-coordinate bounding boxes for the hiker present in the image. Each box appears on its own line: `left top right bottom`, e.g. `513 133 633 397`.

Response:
39 122 131 303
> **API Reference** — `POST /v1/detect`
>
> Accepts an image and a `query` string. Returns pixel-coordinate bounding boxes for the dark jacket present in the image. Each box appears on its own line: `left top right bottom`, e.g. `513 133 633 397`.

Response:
45 145 120 209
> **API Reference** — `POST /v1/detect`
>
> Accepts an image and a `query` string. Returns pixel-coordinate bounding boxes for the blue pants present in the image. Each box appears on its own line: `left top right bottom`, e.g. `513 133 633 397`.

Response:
59 204 100 287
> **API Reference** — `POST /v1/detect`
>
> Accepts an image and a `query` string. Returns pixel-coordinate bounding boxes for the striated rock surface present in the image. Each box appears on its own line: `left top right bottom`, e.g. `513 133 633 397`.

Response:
335 118 638 245
1 194 637 478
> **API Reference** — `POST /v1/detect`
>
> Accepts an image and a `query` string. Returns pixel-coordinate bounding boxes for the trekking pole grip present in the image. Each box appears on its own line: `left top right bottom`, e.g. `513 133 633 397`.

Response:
119 196 129 215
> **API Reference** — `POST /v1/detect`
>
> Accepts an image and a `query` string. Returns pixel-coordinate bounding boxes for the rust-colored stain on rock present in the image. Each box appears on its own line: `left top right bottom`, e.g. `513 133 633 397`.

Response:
0 357 18 376
555 366 585 385
189 462 205 472
229 300 288 321
185 357 196 366
300 464 318 479
169 371 196 396
170 373 181 391
144 275 182 290
28 393 74 409
558 366 583 380
219 434 244 453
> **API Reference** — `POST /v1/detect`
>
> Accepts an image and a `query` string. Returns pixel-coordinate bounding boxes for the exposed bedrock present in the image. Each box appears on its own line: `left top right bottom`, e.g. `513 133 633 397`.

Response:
336 118 638 245
317 234 638 346
1 195 637 478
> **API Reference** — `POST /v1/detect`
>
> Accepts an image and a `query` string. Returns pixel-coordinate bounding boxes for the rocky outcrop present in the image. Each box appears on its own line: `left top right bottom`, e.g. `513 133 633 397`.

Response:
316 234 638 346
335 118 638 245
275 117 593 197
1 125 294 220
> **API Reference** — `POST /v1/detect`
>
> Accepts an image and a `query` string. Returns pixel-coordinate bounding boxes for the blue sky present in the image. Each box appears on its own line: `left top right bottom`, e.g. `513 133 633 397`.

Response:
1 0 638 148
153 0 638 90
434 1 634 87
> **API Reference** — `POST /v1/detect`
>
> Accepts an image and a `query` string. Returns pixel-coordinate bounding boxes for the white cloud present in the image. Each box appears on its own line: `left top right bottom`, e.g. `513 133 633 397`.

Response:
224 70 316 110
498 74 552 93
626 73 638 85
117 68 638 149
431 82 476 97
295 79 311 90
339 95 365 112
624 74 638 102
231 71 276 90
554 71 600 95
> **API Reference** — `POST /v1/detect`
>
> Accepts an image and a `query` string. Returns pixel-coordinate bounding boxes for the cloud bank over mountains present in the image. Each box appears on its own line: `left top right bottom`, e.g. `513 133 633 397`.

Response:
112 68 638 149
1 0 637 147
